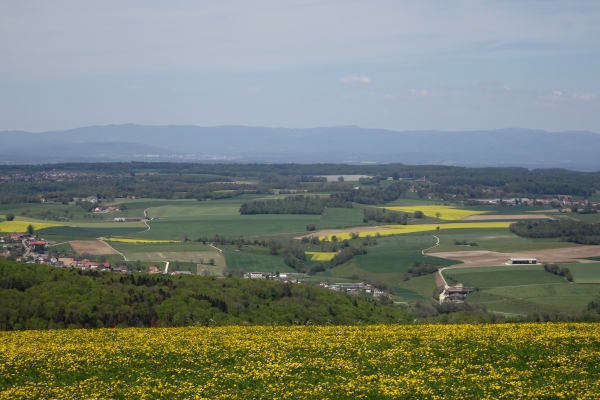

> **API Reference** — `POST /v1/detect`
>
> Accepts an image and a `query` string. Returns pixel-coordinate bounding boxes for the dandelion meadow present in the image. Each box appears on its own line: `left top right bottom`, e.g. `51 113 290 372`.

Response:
1 324 599 399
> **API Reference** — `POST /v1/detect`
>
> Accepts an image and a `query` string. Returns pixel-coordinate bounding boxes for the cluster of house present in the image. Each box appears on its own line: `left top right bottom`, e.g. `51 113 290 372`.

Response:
93 205 120 213
439 284 474 303
469 196 599 209
243 271 306 283
319 282 387 297
0 170 132 183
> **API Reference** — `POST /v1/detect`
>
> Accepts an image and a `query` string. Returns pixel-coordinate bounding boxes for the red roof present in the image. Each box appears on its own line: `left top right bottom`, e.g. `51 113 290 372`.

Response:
29 240 46 246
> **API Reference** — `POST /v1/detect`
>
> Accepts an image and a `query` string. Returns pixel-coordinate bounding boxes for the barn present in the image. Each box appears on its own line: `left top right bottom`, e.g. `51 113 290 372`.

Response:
509 257 537 265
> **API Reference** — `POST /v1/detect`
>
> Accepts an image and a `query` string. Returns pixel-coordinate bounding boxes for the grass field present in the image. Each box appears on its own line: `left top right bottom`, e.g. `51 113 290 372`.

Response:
467 284 600 314
320 235 459 288
2 324 600 399
429 229 579 253
393 274 438 302
560 262 600 283
101 237 179 243
222 246 296 272
443 265 567 288
37 226 146 238
107 241 214 253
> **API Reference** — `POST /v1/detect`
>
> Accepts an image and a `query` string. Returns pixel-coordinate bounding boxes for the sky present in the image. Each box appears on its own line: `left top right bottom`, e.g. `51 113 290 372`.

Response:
0 0 599 133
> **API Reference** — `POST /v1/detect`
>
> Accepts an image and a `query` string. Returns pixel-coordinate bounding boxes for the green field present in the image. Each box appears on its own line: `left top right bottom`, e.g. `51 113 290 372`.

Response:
429 229 578 253
221 245 296 273
37 226 146 238
560 262 600 283
443 265 567 288
467 284 600 314
393 274 438 302
107 241 214 253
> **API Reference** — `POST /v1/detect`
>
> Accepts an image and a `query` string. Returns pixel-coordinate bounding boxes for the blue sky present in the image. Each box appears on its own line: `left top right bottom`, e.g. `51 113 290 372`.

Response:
0 0 599 132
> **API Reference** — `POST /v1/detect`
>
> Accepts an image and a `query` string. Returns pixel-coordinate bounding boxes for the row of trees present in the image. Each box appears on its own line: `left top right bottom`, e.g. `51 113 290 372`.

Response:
543 263 573 282
239 195 351 215
363 208 408 224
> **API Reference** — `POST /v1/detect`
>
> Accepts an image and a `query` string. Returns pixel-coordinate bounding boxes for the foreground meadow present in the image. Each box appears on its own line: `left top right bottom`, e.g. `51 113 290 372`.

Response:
1 324 599 399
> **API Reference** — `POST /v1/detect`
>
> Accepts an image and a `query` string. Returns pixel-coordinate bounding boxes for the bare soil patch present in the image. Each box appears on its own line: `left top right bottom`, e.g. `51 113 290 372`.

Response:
70 240 119 255
461 214 553 221
430 246 600 267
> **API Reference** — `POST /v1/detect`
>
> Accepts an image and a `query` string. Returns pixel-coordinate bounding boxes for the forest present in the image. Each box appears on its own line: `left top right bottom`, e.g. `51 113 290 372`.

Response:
510 220 600 244
2 162 600 205
239 195 351 215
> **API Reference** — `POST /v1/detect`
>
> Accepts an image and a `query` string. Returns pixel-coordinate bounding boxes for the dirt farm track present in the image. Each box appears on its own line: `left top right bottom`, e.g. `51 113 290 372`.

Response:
69 240 119 255
429 246 600 267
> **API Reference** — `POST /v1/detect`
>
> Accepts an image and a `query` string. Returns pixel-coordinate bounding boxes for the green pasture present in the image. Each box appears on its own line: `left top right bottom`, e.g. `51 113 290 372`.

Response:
124 249 224 265
443 265 566 288
322 234 458 288
588 191 600 202
107 241 213 254
221 245 296 273
429 229 579 253
467 284 600 314
570 213 600 223
393 274 438 302
37 226 146 238
318 205 370 228
559 263 600 283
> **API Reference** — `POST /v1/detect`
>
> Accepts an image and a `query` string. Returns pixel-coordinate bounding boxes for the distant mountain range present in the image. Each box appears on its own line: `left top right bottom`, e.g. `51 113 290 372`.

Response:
1 124 599 170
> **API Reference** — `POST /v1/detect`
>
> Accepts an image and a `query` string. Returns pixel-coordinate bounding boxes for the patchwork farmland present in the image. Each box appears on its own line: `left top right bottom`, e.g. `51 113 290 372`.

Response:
2 163 600 319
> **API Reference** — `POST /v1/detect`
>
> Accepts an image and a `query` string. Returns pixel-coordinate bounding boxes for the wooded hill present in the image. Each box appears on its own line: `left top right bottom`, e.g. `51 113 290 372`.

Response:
0 260 410 330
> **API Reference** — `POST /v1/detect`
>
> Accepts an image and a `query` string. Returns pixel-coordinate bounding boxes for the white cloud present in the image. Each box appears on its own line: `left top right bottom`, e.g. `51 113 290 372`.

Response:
572 93 597 101
340 75 371 85
410 88 442 97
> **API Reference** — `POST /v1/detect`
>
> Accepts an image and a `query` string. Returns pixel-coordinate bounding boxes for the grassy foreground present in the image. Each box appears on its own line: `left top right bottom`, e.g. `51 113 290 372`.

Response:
1 324 599 399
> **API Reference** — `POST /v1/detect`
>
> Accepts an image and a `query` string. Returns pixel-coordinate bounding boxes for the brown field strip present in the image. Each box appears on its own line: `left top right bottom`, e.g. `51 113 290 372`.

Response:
429 246 600 267
70 240 119 255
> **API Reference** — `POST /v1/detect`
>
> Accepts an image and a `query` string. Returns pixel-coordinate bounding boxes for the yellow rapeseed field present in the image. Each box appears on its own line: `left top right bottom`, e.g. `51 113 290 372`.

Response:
0 324 599 399
382 205 488 220
0 220 61 233
305 251 337 261
100 237 180 243
320 222 511 240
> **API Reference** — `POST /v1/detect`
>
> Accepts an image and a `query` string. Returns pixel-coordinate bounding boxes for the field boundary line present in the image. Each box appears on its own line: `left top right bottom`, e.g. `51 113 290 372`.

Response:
422 235 440 255
47 241 70 248
98 239 128 261
208 243 223 253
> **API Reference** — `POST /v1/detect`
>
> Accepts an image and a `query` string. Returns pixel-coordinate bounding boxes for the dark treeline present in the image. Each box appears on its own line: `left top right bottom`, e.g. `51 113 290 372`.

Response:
333 182 409 205
543 263 573 282
239 195 352 215
3 162 598 197
363 208 408 224
510 220 600 245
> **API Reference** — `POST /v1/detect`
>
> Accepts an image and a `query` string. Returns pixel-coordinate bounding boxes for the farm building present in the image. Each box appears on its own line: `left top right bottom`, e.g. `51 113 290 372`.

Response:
508 257 537 265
